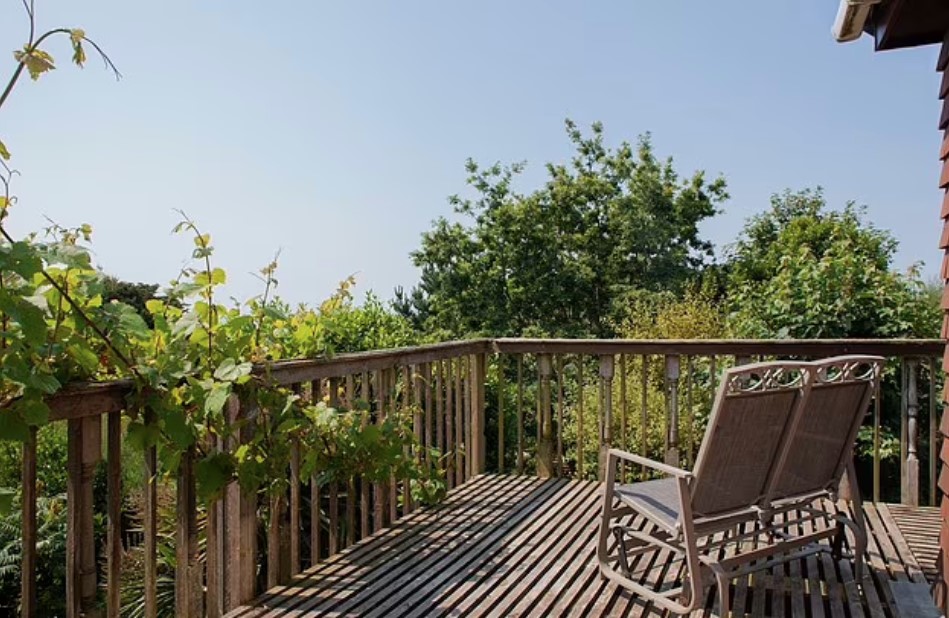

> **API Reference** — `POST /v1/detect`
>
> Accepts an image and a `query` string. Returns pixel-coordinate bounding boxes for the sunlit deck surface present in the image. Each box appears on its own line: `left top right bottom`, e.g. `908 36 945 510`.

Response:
228 474 939 618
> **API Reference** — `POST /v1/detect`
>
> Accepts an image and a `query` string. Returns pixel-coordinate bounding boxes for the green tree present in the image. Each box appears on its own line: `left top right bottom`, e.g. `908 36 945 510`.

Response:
726 188 940 339
399 120 728 339
101 277 163 326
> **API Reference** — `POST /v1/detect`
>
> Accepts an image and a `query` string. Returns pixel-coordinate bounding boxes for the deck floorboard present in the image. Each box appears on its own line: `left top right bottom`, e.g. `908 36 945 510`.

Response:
229 475 940 618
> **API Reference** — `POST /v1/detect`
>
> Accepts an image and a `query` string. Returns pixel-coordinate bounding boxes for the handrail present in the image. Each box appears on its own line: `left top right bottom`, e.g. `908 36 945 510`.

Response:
45 338 944 421
492 338 945 356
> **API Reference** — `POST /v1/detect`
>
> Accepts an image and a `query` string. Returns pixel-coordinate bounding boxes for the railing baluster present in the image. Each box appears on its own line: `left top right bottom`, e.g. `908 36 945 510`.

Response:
903 358 920 506
445 360 455 490
497 355 504 473
535 355 542 458
361 371 371 538
405 365 417 515
310 379 323 565
107 411 122 618
686 356 694 468
345 374 355 409
538 354 554 478
598 355 614 481
424 362 433 458
873 378 881 504
144 409 158 618
463 356 472 480
516 355 524 475
665 355 680 467
578 358 585 479
328 377 340 552
346 475 356 548
930 356 938 506
640 355 647 480
373 369 385 531
619 354 627 482
387 368 397 523
557 355 565 477
290 437 301 571
710 355 718 398
437 359 445 466
901 359 908 483
21 427 36 618
454 357 464 487
267 491 285 587
343 373 356 548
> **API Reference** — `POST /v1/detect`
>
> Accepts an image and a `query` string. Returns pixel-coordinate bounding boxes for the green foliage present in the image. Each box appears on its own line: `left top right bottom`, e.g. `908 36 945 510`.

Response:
726 188 940 339
0 223 130 444
301 401 443 505
0 494 68 615
400 120 727 338
0 424 69 496
614 287 727 340
101 277 165 327
572 290 726 478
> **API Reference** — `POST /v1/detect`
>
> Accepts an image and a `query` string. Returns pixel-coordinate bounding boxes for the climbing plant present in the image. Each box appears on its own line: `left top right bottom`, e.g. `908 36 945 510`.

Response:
0 1 439 513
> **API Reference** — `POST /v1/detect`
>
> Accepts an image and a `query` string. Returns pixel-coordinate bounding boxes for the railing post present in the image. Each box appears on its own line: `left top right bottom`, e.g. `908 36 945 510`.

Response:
497 355 504 474
176 445 201 617
224 395 257 611
470 353 487 474
516 355 524 475
267 491 290 587
21 427 36 618
537 354 555 478
665 355 681 468
67 415 101 618
598 355 615 481
902 358 920 506
207 448 223 618
106 412 122 618
144 408 158 618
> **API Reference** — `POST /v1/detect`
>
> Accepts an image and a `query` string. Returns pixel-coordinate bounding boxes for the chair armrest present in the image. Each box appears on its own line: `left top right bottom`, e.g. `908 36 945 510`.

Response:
607 448 692 479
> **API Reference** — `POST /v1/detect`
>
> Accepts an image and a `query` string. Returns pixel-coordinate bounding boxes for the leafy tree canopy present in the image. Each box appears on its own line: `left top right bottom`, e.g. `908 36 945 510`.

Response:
398 120 728 338
725 188 940 339
101 276 163 326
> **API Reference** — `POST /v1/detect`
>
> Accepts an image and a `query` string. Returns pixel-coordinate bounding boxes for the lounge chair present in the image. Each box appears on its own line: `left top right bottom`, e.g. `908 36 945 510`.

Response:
597 355 881 616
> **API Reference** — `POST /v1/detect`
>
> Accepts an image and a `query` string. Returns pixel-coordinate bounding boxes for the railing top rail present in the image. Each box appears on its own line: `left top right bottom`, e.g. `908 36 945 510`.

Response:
265 339 493 385
45 337 944 421
47 339 494 421
491 338 946 357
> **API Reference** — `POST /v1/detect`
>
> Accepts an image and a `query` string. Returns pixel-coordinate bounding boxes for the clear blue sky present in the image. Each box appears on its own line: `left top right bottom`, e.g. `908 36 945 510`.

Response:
0 1 942 306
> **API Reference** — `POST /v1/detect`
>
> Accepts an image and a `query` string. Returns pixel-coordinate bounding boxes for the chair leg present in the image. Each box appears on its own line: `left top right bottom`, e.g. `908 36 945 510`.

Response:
852 525 867 582
845 460 868 582
597 463 617 571
831 521 845 560
714 569 730 617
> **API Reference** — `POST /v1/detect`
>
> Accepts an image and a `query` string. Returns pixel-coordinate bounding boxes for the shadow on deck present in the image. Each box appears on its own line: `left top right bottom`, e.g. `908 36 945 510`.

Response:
227 474 939 618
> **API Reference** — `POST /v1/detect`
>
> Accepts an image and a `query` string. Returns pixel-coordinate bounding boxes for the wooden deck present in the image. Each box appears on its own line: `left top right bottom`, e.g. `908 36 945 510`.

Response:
886 503 941 581
228 474 940 618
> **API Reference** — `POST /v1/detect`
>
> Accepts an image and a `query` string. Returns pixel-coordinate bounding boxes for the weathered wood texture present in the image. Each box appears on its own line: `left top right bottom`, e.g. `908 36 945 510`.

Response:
938 35 949 616
888 503 941 581
17 338 942 617
228 475 937 618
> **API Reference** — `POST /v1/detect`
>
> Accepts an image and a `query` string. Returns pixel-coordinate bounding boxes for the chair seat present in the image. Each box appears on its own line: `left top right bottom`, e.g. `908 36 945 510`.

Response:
614 477 680 531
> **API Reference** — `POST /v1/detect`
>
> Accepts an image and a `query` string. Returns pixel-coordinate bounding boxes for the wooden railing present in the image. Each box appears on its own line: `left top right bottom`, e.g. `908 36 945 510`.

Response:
15 338 944 617
488 339 943 508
